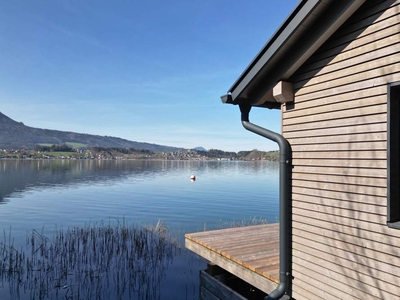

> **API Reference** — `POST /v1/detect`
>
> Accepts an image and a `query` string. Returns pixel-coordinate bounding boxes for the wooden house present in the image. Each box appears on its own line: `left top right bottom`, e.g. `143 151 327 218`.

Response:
185 0 400 299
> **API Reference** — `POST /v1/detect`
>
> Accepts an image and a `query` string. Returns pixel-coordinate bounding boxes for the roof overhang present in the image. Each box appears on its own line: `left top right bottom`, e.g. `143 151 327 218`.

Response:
223 0 366 109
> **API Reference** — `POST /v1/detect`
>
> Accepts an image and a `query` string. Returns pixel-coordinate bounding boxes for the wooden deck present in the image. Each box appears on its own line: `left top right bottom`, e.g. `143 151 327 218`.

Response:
185 223 280 294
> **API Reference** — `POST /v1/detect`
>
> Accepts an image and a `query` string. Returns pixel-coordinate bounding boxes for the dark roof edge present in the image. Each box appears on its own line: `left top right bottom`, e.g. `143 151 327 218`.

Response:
228 0 316 94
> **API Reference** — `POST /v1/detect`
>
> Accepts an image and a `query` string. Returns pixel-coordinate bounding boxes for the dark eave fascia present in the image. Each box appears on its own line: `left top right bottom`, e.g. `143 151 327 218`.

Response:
228 0 315 97
227 0 366 107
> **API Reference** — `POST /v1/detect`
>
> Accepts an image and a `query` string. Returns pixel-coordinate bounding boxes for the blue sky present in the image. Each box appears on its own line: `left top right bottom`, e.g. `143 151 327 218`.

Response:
1 0 299 152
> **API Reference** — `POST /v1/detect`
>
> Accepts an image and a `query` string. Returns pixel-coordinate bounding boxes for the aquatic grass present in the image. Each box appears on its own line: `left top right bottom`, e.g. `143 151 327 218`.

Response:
0 220 180 300
219 216 269 229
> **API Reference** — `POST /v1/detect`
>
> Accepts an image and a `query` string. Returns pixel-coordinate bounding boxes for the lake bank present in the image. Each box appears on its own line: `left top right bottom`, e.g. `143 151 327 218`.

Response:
0 148 279 161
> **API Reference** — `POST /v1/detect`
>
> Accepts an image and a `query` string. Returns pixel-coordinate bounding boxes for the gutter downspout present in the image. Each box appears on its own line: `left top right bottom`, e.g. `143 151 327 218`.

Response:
239 103 292 300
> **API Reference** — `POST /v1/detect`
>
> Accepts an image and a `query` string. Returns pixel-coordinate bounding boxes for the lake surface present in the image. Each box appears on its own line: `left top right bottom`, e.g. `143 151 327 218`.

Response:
0 159 279 300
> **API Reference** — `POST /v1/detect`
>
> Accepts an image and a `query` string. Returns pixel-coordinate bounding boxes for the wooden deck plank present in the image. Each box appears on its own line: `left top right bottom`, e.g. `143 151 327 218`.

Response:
185 223 280 294
196 235 278 247
188 224 278 239
206 235 279 249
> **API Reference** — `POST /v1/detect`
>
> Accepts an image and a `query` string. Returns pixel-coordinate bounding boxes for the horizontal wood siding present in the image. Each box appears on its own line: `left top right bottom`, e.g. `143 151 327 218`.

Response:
284 1 400 299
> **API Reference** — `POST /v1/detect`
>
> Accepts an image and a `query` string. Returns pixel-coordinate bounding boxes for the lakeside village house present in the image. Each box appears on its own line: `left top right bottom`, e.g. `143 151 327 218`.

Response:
185 1 400 299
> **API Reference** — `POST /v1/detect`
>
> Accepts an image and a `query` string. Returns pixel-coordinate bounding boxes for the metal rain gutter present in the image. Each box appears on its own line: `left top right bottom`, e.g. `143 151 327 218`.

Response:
238 100 292 300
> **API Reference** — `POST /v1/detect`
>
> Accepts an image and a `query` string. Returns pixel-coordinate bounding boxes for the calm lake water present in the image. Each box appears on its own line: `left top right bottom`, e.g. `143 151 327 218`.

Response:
0 159 279 300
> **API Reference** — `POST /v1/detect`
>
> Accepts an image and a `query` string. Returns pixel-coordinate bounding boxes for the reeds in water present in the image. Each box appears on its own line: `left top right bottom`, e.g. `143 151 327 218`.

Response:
0 220 180 300
219 216 269 229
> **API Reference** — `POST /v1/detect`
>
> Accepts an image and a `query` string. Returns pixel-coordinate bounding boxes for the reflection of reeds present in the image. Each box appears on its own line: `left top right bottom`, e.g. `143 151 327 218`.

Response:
0 220 180 300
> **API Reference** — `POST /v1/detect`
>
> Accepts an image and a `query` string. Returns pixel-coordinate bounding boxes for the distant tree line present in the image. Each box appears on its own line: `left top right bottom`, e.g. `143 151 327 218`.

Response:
32 144 278 160
91 147 153 154
34 145 155 155
199 149 238 158
35 144 73 152
237 151 252 157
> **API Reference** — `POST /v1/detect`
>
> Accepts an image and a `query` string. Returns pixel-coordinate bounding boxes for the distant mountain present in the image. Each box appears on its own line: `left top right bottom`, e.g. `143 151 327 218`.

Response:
193 147 207 151
0 112 182 151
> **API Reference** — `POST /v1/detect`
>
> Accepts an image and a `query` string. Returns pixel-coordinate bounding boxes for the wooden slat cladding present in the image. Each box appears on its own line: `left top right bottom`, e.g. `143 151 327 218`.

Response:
283 114 387 133
291 283 325 300
285 1 400 299
296 181 385 195
295 62 400 96
292 158 387 168
290 132 386 145
284 122 387 139
292 213 400 244
291 150 386 160
292 232 400 292
292 72 400 102
292 188 387 208
283 103 386 126
292 166 386 178
284 94 387 120
296 38 400 83
293 200 384 223
299 32 400 82
283 85 387 113
293 196 386 216
293 223 400 257
292 249 400 299
292 141 386 152
292 173 387 188
306 1 400 65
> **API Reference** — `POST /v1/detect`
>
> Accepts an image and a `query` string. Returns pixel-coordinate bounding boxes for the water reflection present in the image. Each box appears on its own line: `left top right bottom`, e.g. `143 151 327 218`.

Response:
0 159 278 204
0 160 162 203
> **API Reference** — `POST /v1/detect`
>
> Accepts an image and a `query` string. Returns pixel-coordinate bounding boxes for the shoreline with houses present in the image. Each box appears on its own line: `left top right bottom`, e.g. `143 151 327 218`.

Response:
0 147 279 161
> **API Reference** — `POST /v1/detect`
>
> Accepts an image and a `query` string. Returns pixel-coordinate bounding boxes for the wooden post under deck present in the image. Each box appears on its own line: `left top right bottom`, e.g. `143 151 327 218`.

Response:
185 223 280 295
